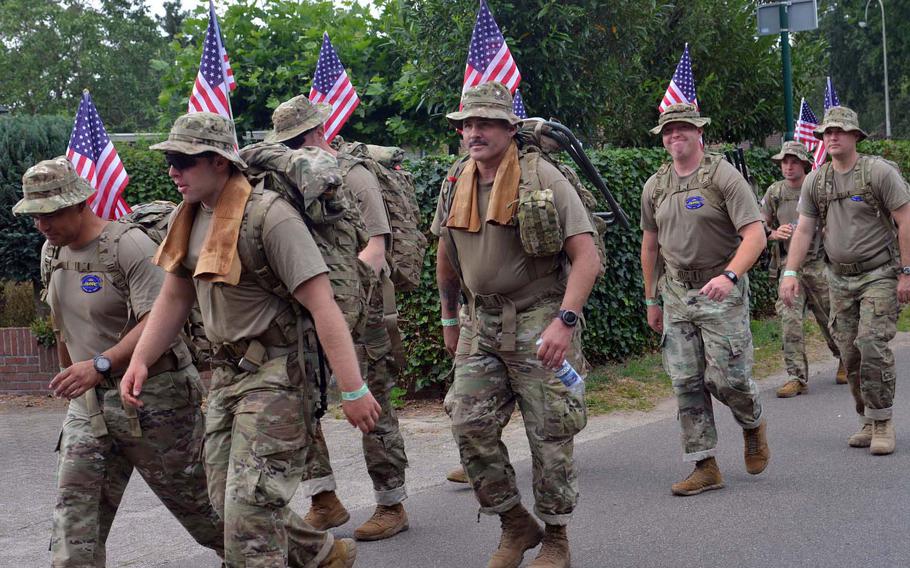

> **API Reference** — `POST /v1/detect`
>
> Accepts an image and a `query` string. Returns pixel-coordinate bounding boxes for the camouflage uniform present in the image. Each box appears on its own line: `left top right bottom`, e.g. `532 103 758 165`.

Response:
12 158 223 567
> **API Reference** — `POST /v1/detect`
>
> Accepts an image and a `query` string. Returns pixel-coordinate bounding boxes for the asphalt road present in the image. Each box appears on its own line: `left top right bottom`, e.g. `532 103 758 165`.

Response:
3 335 909 567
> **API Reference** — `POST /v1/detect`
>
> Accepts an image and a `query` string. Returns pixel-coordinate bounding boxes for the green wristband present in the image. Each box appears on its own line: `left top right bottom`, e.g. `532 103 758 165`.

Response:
782 270 799 278
440 317 459 327
644 298 659 306
341 383 370 402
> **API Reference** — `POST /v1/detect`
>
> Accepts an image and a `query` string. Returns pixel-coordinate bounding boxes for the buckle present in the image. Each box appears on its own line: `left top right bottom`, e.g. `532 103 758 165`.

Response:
676 269 700 282
238 357 260 373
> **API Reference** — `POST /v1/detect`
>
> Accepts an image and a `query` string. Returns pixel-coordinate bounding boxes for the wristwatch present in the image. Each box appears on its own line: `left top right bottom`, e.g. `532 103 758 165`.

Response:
722 270 739 285
558 308 579 327
93 354 112 380
901 266 910 276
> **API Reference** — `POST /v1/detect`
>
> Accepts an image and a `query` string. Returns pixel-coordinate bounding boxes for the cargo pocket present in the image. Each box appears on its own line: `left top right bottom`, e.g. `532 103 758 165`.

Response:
540 380 587 439
236 421 306 508
718 331 753 394
517 188 563 257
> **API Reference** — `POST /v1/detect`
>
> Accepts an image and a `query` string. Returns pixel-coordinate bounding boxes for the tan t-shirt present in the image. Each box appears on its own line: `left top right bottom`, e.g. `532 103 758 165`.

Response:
799 157 910 264
344 163 391 238
640 159 763 270
761 180 823 260
431 158 594 298
45 227 183 365
173 197 328 344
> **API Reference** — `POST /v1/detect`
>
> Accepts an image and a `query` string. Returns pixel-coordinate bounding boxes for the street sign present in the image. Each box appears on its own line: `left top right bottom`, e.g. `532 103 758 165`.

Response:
757 0 818 36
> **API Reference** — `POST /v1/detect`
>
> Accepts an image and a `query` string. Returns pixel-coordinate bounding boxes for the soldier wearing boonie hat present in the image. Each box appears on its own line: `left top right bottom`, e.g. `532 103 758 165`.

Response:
433 81 601 568
640 102 770 497
763 141 845 398
781 105 910 455
13 156 225 566
121 112 380 566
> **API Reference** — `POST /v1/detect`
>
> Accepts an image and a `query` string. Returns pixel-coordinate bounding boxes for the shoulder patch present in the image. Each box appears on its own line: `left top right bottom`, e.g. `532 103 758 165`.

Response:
80 274 103 293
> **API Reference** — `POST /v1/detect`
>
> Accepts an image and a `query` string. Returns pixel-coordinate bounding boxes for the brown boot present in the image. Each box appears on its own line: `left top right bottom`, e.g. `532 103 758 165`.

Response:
353 503 409 541
743 420 770 475
870 419 896 455
671 457 724 496
776 379 807 398
836 361 848 384
318 538 356 568
848 422 874 447
304 491 350 531
447 466 469 483
528 524 570 568
486 503 544 568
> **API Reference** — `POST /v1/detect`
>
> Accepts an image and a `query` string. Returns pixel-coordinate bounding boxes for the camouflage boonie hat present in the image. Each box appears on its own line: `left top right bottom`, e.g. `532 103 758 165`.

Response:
150 112 247 169
266 95 333 144
814 106 867 141
650 103 711 135
446 82 522 130
12 156 95 216
771 141 813 165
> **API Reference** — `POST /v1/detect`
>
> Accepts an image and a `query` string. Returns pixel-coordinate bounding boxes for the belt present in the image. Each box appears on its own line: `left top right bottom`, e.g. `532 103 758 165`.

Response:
470 293 519 352
829 249 892 276
211 338 296 373
665 260 729 289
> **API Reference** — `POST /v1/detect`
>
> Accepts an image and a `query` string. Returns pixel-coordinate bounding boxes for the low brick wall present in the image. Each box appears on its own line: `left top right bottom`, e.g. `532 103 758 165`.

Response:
0 327 57 394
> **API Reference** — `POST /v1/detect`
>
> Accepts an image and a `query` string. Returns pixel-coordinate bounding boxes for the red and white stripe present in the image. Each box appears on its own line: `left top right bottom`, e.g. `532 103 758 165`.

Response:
189 73 232 118
813 142 828 170
659 82 698 113
309 73 360 143
463 43 521 94
67 143 131 220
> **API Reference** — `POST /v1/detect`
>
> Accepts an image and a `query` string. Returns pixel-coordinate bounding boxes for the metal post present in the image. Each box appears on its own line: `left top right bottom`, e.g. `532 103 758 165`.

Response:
863 0 891 138
780 3 794 141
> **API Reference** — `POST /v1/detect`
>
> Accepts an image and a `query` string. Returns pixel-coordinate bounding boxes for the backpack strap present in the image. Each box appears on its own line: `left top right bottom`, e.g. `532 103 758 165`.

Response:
439 156 472 289
695 153 726 211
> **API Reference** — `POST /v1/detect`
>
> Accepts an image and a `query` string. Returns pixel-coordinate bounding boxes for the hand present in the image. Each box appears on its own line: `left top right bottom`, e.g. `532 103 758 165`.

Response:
778 275 801 308
772 225 793 241
536 318 574 370
699 275 735 302
120 361 149 408
342 391 381 433
443 325 460 357
647 305 664 334
49 360 102 399
358 249 385 277
899 274 910 304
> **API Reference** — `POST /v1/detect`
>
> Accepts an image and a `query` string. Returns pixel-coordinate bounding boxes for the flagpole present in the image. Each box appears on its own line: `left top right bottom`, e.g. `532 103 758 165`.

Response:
780 3 794 141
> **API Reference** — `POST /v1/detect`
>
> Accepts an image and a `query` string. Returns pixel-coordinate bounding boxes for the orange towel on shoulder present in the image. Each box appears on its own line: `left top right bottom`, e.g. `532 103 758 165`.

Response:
446 142 521 232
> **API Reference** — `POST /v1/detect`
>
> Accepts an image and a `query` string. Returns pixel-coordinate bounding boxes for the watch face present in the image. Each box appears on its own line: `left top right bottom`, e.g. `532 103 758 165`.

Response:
94 356 111 373
902 267 910 275
561 310 579 326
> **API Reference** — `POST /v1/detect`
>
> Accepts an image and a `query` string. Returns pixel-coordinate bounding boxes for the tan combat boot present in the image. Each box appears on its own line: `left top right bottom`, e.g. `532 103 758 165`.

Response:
836 361 848 384
447 465 469 483
528 524 570 568
486 503 544 568
743 420 770 474
671 457 724 496
776 379 807 398
304 491 350 530
870 420 896 455
318 538 356 568
848 422 873 447
353 503 409 541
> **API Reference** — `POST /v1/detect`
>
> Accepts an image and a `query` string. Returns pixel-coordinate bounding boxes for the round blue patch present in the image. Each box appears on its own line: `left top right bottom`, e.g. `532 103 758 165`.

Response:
80 274 102 293
685 196 705 210
850 195 864 202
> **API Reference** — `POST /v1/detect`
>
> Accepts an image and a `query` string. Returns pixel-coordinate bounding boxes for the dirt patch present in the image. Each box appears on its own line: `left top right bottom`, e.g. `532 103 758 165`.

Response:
0 394 66 413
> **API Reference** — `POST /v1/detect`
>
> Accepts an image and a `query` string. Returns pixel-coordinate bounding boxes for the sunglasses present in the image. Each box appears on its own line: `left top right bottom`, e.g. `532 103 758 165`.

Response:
165 153 202 171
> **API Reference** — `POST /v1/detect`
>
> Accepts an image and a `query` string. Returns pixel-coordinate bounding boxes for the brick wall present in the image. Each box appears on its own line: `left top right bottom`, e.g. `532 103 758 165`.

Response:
0 327 57 394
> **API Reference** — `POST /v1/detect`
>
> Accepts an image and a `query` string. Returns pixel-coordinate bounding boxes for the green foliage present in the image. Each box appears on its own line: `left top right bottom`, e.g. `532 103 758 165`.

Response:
116 140 183 205
30 316 57 348
0 280 36 327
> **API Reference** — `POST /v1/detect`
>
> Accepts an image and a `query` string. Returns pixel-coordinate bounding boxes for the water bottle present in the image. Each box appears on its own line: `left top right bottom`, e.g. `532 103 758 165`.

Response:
537 339 585 396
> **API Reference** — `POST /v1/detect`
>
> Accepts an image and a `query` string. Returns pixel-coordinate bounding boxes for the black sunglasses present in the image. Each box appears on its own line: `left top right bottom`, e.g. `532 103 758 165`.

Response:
165 153 201 171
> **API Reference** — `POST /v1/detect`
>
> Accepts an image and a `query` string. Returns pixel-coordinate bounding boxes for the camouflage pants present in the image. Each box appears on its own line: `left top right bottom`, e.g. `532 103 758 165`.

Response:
51 366 223 567
827 262 898 422
444 299 587 525
774 258 840 384
205 353 333 568
660 275 763 462
301 287 409 505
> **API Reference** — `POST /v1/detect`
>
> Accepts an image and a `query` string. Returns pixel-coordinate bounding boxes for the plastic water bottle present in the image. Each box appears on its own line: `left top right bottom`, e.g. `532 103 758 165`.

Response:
537 339 585 396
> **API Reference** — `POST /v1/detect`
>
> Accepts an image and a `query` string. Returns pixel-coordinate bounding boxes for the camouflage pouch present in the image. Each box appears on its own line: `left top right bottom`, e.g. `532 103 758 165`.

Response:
517 187 563 257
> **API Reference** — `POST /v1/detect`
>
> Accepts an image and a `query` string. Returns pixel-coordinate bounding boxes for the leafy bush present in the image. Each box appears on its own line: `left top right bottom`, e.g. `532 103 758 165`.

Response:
29 315 56 348
0 280 36 327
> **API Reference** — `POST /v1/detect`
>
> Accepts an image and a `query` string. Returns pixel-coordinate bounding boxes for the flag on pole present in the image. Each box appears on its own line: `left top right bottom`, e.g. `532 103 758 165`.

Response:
188 0 236 118
512 89 527 118
794 98 820 150
813 76 840 168
309 32 360 143
659 43 698 112
462 0 523 110
67 91 131 220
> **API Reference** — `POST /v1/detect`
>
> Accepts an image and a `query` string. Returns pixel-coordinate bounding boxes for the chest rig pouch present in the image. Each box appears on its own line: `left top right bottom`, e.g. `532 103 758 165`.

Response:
516 152 564 257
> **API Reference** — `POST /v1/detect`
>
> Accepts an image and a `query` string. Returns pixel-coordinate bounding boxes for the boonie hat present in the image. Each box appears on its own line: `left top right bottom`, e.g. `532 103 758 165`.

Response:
12 156 95 216
446 82 522 130
813 106 868 141
266 95 333 144
150 112 247 169
771 141 813 165
650 103 711 135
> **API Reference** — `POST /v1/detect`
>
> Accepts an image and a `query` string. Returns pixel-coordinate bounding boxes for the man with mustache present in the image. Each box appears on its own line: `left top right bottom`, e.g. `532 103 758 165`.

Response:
640 103 769 497
433 82 600 568
780 106 910 455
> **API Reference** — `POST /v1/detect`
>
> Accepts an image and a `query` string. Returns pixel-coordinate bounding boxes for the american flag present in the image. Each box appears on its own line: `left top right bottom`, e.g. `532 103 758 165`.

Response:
188 0 236 118
67 91 131 220
309 32 360 143
813 76 841 168
512 89 527 119
659 44 697 112
794 98 819 150
463 0 521 97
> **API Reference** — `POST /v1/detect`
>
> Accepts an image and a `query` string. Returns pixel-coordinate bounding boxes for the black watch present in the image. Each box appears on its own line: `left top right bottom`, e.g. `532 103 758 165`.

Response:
558 309 579 327
93 355 112 379
722 270 739 285
901 266 910 276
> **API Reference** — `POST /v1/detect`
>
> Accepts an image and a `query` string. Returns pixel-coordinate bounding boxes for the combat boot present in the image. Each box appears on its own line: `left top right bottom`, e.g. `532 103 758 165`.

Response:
318 538 356 568
776 379 807 398
353 503 409 541
671 457 724 496
743 420 770 474
528 524 570 568
836 361 848 384
447 465 469 483
870 420 896 455
486 503 544 568
848 422 873 447
304 491 350 530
